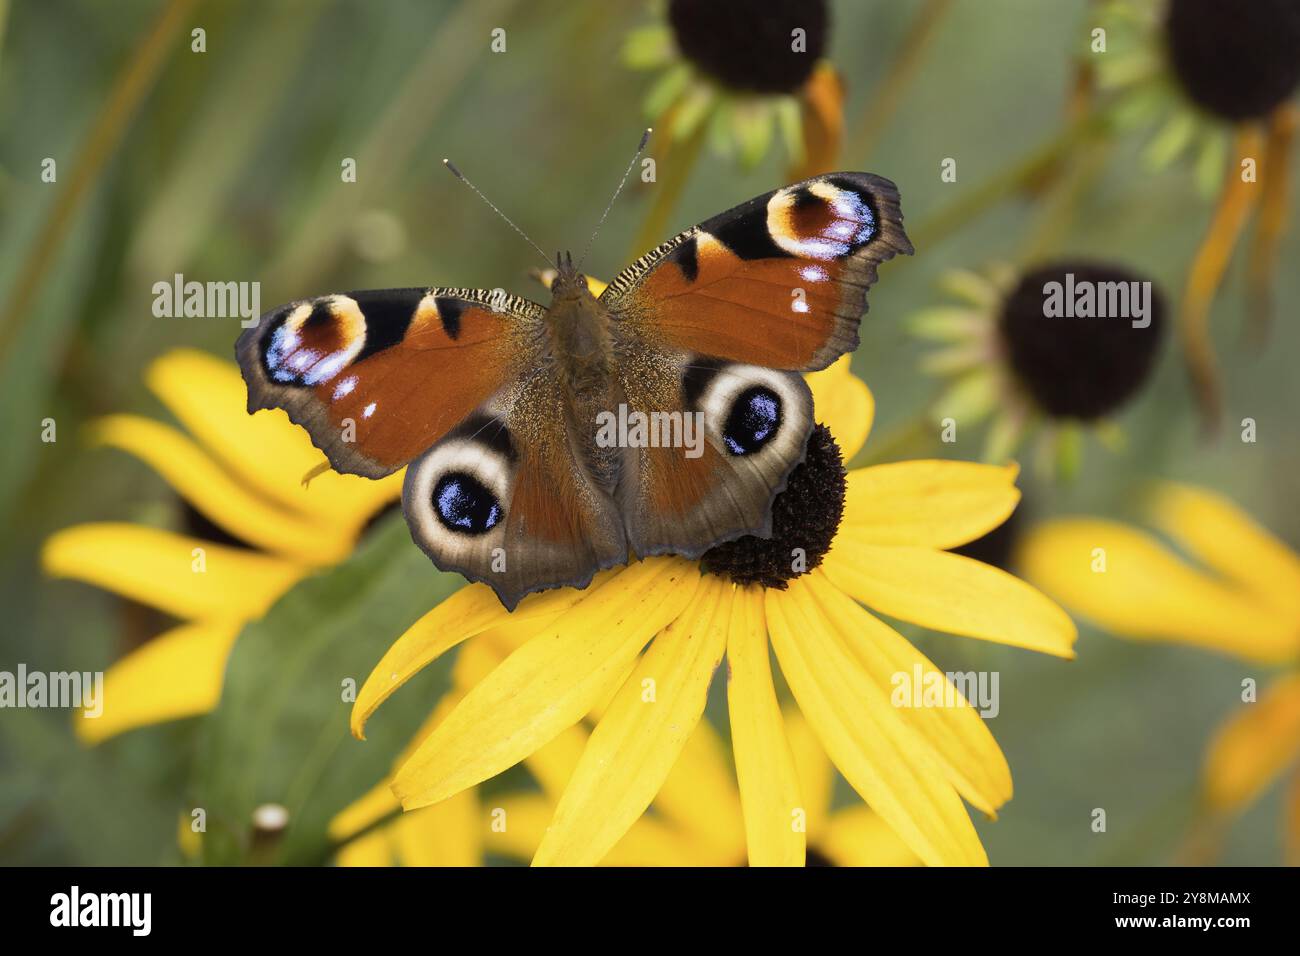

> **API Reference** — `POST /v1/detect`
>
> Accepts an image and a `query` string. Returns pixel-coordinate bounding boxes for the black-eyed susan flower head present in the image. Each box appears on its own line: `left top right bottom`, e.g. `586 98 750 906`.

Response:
1089 0 1300 422
911 259 1166 478
624 0 842 176
1092 0 1300 188
350 359 1077 867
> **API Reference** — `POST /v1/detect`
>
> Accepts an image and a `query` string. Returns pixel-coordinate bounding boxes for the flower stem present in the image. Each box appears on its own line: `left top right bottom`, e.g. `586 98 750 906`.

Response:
846 0 954 162
909 108 1110 253
0 0 198 362
628 110 708 259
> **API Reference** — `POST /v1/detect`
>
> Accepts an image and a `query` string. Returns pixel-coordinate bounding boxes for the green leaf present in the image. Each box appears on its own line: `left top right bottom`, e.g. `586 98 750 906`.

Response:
194 515 463 865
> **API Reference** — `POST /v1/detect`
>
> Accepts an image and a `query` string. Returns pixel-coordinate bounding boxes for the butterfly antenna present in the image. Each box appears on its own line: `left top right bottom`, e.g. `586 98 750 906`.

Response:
575 127 652 273
442 158 552 267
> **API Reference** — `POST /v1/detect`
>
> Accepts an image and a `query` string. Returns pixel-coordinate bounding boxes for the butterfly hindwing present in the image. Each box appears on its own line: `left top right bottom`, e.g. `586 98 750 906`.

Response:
612 351 814 560
601 171 912 372
401 370 628 611
236 287 544 477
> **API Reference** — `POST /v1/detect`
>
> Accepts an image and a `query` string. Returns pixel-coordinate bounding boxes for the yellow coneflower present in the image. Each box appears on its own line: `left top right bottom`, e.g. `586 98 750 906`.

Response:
40 348 400 743
909 259 1166 478
350 358 1076 867
1089 0 1300 423
1018 482 1300 862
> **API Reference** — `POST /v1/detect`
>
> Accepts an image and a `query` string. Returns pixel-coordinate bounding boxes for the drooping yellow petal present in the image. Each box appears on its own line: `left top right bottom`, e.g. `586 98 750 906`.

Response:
482 794 553 862
817 805 920 866
805 571 1011 815
1203 674 1300 814
767 581 988 866
77 620 241 744
1018 519 1296 662
532 575 729 866
177 812 203 860
145 349 401 528
805 355 874 461
335 828 395 867
487 793 729 866
726 585 806 866
825 535 1077 658
782 706 833 841
842 460 1020 549
393 787 482 866
603 821 734 865
647 717 746 860
392 558 700 809
43 523 305 622
329 779 401 843
352 583 567 740
87 414 353 565
1149 482 1300 620
334 694 465 842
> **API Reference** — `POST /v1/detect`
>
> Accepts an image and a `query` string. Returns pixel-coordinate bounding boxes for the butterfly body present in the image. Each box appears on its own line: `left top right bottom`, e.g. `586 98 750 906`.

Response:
237 172 912 608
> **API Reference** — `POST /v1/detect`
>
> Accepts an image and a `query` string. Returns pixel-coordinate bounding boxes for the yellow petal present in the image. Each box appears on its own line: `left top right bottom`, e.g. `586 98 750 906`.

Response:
335 828 395 867
393 787 482 866
825 535 1077 658
145 349 401 528
87 414 352 564
1018 519 1297 662
726 585 806 866
842 460 1020 548
392 558 700 809
817 805 920 866
646 717 746 859
177 812 202 860
352 583 546 740
782 706 833 841
1203 674 1300 814
329 779 401 843
1149 482 1300 620
76 621 241 744
805 571 1011 815
487 793 731 866
484 793 556 862
767 581 988 866
805 355 874 461
532 575 729 866
43 523 305 623
603 812 735 866
332 688 473 843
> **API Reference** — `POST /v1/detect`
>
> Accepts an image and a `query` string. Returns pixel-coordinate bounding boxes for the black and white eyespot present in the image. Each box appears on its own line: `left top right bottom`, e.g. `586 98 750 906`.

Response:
402 421 515 564
686 362 811 464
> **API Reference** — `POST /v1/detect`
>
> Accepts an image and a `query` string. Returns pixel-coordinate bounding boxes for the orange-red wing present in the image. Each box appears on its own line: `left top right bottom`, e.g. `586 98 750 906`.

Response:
236 287 545 477
601 172 912 372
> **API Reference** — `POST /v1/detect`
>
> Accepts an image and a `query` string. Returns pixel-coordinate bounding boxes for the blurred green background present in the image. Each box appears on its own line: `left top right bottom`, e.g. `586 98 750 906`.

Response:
2 0 1297 865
